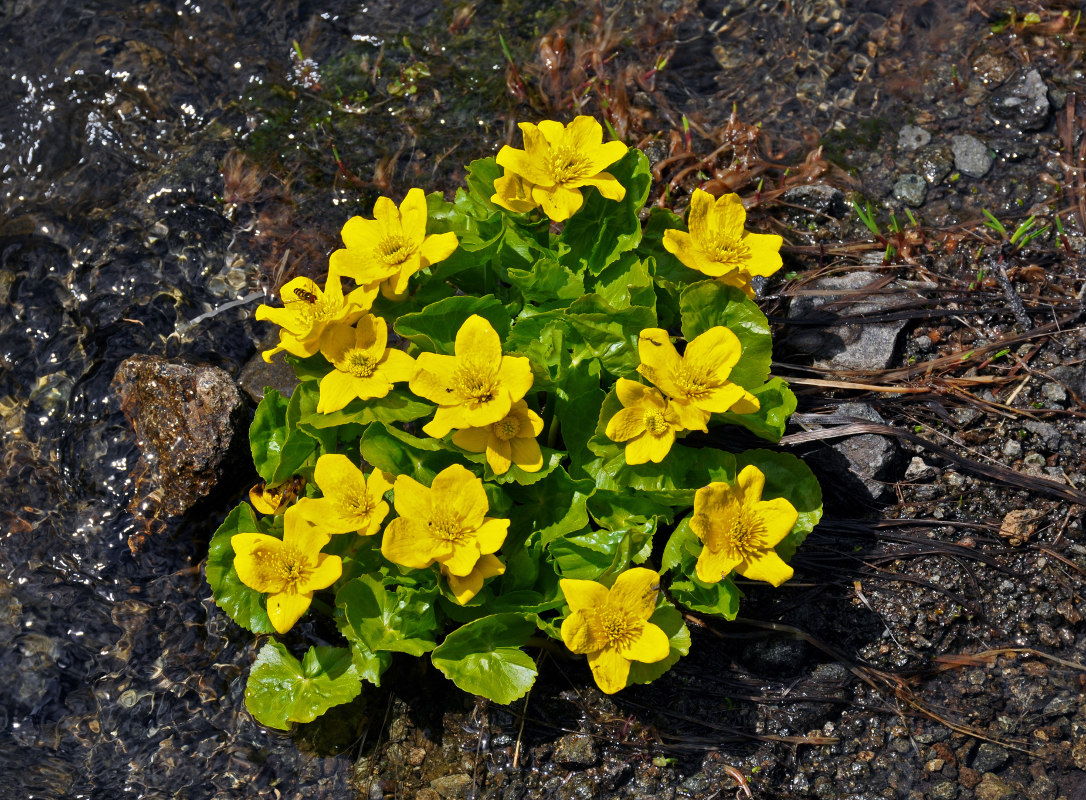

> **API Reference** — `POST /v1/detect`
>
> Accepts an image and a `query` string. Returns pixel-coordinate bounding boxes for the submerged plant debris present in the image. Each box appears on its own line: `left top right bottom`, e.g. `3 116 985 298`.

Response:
2 0 1086 798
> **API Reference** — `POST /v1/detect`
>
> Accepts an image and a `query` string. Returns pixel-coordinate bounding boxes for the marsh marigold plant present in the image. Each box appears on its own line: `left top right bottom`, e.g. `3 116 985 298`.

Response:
208 115 820 725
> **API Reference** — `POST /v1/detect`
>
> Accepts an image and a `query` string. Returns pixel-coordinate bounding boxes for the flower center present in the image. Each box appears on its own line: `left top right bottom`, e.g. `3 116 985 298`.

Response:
492 416 521 441
429 511 469 544
454 362 500 408
378 236 414 266
644 409 670 436
548 144 591 185
705 235 751 269
338 484 375 520
598 607 640 649
342 348 379 378
717 510 762 560
670 361 714 403
292 295 337 327
251 543 311 593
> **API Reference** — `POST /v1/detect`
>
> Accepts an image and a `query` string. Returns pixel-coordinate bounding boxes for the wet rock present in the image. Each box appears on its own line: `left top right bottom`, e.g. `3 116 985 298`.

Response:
554 734 598 769
897 125 931 151
971 48 1017 86
113 355 248 550
429 774 472 799
989 68 1051 131
974 773 1017 800
1002 440 1022 459
951 134 994 178
904 457 936 481
972 743 1010 772
809 403 902 505
741 635 808 676
555 773 599 800
914 144 954 184
237 350 299 404
781 184 849 219
998 509 1043 546
892 173 927 207
1041 382 1066 405
1022 420 1061 451
786 271 931 371
931 781 959 800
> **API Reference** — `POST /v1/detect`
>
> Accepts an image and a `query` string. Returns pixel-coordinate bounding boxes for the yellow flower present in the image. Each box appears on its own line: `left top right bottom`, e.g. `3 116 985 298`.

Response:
689 465 798 587
440 555 506 605
604 379 684 464
248 478 302 515
494 116 628 222
636 327 759 432
408 314 534 438
491 171 539 214
255 275 374 363
560 568 670 694
451 399 544 475
328 188 459 297
231 506 343 634
316 315 419 414
294 453 393 536
381 464 509 603
662 189 783 297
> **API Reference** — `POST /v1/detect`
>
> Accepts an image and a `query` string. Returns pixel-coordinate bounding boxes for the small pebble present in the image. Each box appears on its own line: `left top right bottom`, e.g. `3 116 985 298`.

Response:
951 134 993 178
893 173 928 207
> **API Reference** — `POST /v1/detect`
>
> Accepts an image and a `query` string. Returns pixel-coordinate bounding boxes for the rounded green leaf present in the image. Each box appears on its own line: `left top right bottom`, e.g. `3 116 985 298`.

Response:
245 641 362 730
430 614 537 704
679 281 772 390
627 603 691 686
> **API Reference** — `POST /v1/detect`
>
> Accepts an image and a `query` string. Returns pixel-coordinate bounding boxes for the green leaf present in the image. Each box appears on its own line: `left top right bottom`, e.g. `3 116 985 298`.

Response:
507 257 586 309
394 294 510 355
639 207 701 287
679 281 772 390
587 252 656 310
359 422 461 485
627 603 691 685
735 449 823 561
566 295 657 379
669 574 742 620
250 387 317 483
284 352 332 382
347 639 394 687
245 641 362 730
559 148 650 275
205 502 275 634
430 614 537 703
548 527 631 581
555 356 605 470
505 309 573 389
298 388 432 428
337 575 440 656
505 466 595 545
716 376 797 442
660 516 700 574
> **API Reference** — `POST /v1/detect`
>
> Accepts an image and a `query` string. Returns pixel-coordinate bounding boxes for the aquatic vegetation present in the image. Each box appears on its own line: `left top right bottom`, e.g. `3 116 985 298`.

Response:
208 117 821 726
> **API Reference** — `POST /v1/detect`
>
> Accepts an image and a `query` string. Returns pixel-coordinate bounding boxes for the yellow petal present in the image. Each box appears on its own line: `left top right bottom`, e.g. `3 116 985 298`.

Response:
340 214 382 252
695 545 742 584
455 314 502 362
533 183 584 222
754 497 800 546
716 192 748 242
378 348 419 383
624 429 674 464
267 591 312 634
441 540 482 577
231 532 286 594
561 610 606 655
391 473 431 522
497 355 534 403
735 464 766 504
560 578 609 613
319 322 356 363
607 567 661 621
508 436 543 472
668 398 710 432
606 407 646 444
317 370 361 413
615 377 664 410
398 188 428 246
743 231 784 277
737 550 794 587
620 621 670 664
431 464 488 524
314 453 362 495
576 171 625 199
381 517 442 569
687 189 715 245
451 426 491 453
420 231 459 267
305 552 343 592
444 554 505 605
410 352 460 402
486 436 513 475
636 329 681 386
282 506 331 554
473 518 510 556
587 646 630 694
684 326 742 378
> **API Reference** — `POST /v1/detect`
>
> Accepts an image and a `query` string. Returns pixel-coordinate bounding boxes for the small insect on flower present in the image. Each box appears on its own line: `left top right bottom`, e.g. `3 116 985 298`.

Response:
292 287 319 304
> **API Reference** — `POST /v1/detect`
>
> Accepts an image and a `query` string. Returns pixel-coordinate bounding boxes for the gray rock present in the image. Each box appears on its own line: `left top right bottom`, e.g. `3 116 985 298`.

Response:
972 742 1010 772
898 124 931 151
905 457 936 481
1003 440 1022 459
932 781 959 800
974 773 1017 800
1023 420 1061 451
554 734 598 769
892 173 927 207
786 271 933 371
1041 382 1066 404
781 184 850 218
989 68 1051 131
951 134 994 178
914 144 954 184
823 403 902 503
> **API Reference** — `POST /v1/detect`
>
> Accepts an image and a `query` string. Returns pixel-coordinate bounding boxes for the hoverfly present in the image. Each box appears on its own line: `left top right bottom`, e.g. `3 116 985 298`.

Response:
292 287 319 304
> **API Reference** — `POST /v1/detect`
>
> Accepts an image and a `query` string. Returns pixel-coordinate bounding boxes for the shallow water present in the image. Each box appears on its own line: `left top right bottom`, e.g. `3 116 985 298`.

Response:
0 0 1047 797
